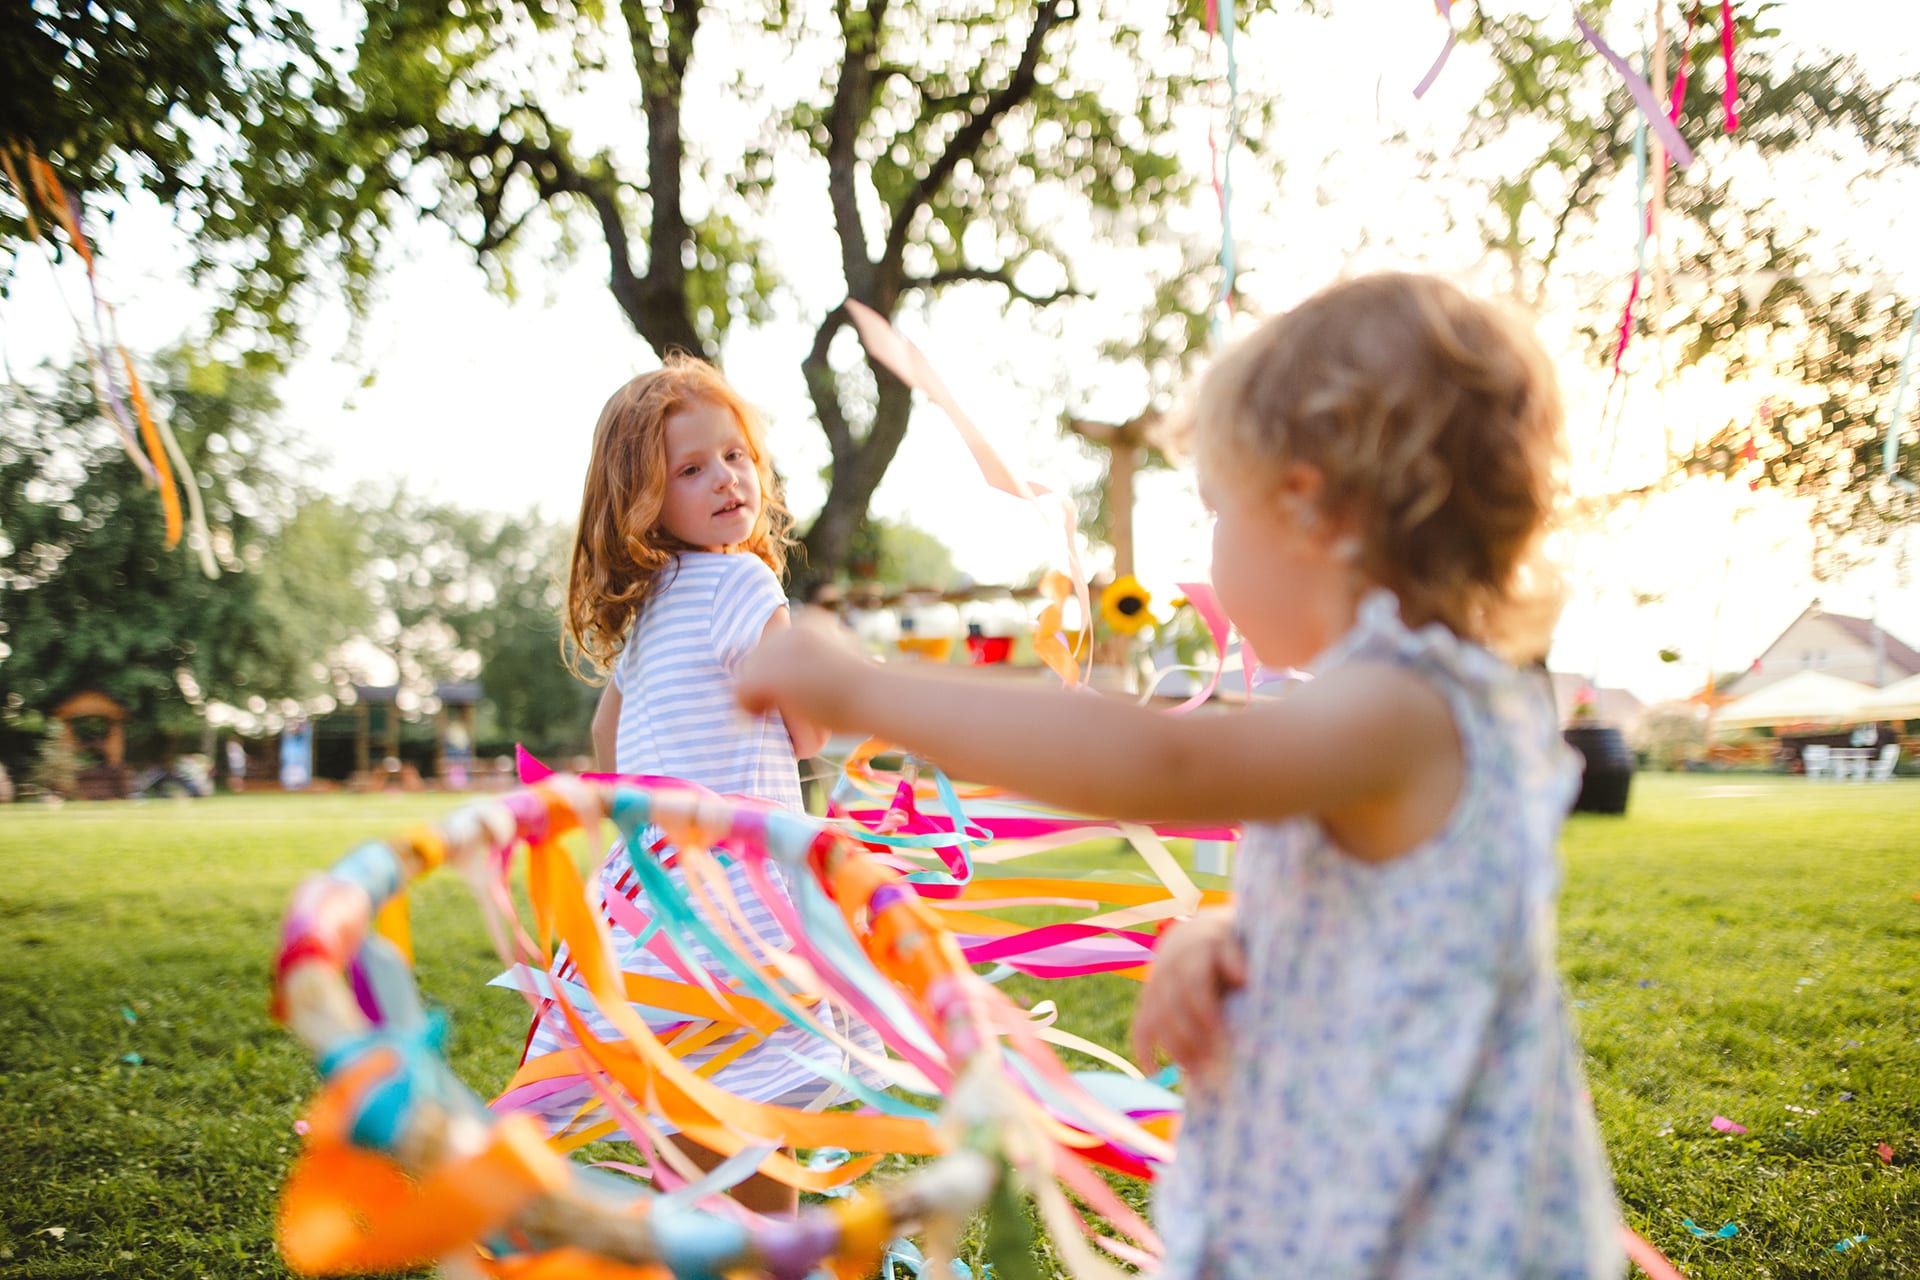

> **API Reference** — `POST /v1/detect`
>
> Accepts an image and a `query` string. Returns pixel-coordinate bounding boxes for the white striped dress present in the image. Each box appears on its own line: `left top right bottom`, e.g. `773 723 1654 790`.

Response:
520 552 883 1126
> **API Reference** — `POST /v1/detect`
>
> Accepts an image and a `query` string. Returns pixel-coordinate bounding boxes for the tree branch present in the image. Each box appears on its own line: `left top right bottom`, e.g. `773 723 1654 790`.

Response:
877 0 1074 300
1063 411 1161 450
434 113 702 356
621 0 706 355
1541 152 1609 281
803 305 855 463
825 0 891 302
903 265 1083 306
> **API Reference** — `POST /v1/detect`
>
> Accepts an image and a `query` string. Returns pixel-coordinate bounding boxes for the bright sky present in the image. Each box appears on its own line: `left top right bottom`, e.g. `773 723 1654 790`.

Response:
4 1 1918 705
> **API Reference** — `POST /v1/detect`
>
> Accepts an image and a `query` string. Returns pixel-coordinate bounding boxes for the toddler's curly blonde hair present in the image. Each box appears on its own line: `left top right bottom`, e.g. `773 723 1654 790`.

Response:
1192 273 1566 661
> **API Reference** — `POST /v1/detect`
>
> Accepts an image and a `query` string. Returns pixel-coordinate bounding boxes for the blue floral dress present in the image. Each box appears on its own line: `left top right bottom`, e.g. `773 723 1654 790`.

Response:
1154 593 1622 1279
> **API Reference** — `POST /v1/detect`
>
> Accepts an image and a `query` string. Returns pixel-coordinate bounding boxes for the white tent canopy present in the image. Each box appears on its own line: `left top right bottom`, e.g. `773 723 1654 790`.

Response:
1856 672 1920 722
1716 671 1876 729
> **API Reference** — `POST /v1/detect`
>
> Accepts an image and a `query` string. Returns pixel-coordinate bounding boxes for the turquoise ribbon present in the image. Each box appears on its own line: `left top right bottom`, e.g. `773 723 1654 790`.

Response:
1884 307 1919 481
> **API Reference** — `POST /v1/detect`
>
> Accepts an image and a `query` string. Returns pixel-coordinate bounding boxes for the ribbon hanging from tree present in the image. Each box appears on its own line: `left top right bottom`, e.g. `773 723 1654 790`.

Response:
1 141 218 576
1884 308 1920 483
1414 0 1458 99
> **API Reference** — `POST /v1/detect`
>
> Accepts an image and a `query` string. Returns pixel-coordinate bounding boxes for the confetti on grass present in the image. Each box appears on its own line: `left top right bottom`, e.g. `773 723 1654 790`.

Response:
1833 1235 1869 1252
1878 1142 1895 1165
1683 1219 1739 1239
1710 1115 1746 1134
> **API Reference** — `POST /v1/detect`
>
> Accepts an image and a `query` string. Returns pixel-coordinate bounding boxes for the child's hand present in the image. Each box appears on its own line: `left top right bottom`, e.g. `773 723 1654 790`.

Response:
737 607 871 727
1130 909 1246 1077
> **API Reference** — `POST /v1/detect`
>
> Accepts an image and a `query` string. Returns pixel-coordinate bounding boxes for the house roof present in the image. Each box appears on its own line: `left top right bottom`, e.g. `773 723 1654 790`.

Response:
1548 673 1646 726
1720 604 1920 697
1819 611 1920 677
52 689 128 720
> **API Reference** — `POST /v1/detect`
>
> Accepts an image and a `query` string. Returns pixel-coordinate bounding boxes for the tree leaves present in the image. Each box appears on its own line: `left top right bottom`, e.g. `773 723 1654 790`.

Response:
0 351 366 749
1459 7 1919 556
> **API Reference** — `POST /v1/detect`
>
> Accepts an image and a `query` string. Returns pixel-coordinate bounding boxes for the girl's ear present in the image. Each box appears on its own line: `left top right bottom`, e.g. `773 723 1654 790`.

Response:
1275 461 1326 506
1274 462 1330 533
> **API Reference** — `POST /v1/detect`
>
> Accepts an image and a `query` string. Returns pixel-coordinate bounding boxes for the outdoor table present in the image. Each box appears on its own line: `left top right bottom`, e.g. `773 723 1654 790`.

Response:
1827 747 1874 780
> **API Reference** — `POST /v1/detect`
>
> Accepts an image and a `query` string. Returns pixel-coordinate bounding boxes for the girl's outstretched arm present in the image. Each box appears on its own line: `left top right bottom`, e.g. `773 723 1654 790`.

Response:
737 611 1460 836
756 606 832 759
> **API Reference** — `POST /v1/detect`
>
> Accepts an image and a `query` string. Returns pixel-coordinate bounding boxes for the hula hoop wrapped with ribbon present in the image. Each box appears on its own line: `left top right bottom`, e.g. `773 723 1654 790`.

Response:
272 777 1177 1279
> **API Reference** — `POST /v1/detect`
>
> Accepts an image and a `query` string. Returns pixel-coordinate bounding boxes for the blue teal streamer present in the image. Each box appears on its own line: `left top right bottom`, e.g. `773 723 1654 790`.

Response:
789 871 946 1062
318 1014 477 1153
605 786 944 1066
1884 307 1919 480
1210 0 1240 348
1682 1218 1739 1239
778 1049 941 1116
606 789 844 1039
355 929 428 1032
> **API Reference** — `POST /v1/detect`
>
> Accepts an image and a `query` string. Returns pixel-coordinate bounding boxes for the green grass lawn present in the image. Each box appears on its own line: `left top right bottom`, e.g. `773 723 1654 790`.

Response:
0 776 1914 1278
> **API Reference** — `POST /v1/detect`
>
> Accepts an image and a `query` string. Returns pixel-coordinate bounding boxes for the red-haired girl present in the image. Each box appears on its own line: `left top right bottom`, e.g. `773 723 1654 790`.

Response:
519 354 878 1213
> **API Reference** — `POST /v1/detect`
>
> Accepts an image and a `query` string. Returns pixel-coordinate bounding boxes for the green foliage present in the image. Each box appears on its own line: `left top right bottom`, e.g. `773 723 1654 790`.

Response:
981 1163 1045 1280
353 493 595 758
845 516 960 591
0 349 596 765
0 352 369 765
1067 439 1176 552
1459 6 1920 554
1632 703 1710 770
0 3 340 353
3 0 1295 587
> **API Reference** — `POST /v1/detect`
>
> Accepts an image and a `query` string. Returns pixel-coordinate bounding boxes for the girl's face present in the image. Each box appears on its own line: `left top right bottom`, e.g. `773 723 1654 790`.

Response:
658 398 762 551
1198 454 1365 671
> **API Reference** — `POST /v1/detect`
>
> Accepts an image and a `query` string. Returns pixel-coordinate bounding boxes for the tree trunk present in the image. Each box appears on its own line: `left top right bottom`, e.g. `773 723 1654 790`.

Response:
1065 413 1158 582
1109 440 1137 580
792 388 915 596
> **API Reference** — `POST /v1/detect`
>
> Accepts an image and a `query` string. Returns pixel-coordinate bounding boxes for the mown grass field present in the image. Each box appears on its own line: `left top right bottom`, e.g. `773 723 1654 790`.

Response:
0 774 1914 1278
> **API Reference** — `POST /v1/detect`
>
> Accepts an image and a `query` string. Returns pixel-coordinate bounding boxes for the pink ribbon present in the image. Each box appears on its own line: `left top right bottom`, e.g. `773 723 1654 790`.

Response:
1719 0 1740 132
1573 10 1694 169
1607 16 1695 380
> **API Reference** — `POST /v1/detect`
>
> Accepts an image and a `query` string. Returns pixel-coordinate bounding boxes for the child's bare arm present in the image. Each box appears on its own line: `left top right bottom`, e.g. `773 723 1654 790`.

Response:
737 613 1457 832
592 683 621 771
755 606 832 759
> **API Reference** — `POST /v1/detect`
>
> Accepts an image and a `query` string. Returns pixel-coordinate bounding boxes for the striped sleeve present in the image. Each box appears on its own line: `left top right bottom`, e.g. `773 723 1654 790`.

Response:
711 556 789 674
609 636 635 694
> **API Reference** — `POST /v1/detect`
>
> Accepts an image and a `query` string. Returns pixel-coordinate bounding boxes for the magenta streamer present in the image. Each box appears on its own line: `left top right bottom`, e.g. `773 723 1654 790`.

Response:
1720 0 1740 132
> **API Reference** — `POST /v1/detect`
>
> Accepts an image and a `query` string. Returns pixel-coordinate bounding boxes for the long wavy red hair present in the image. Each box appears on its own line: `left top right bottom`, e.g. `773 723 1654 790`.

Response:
565 355 793 679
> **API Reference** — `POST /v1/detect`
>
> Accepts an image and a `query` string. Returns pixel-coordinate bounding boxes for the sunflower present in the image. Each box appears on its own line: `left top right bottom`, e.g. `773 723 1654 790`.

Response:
1099 575 1154 636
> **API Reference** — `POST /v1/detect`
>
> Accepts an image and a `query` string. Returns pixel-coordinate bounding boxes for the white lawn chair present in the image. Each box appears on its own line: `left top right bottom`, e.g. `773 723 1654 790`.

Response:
1192 839 1235 876
1801 744 1832 780
1869 743 1900 782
